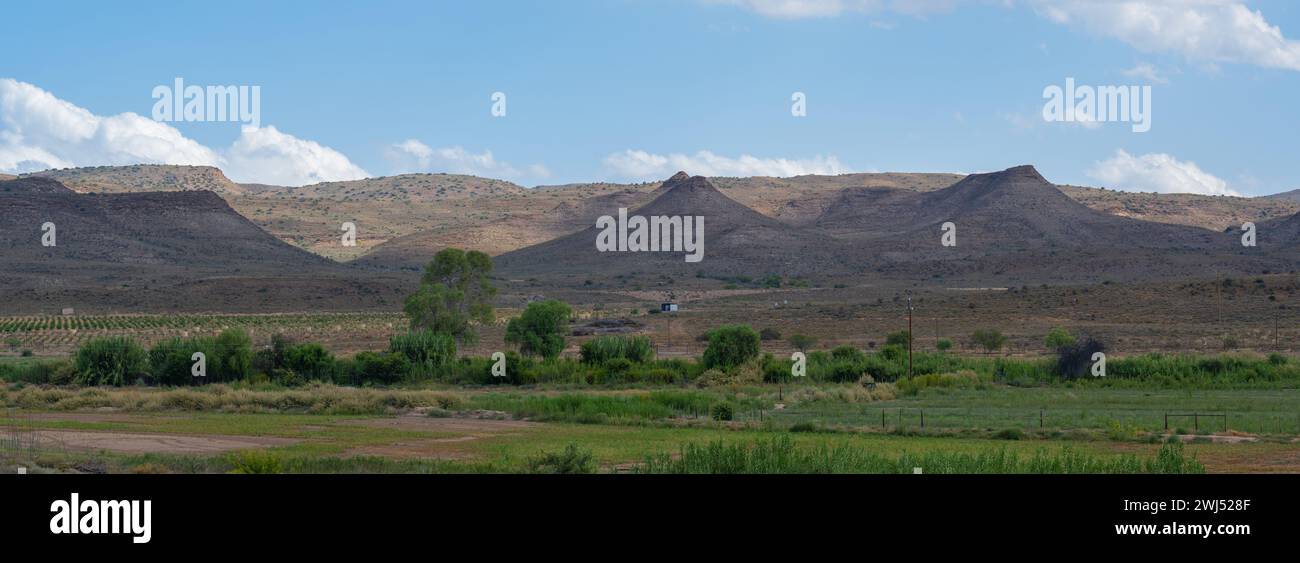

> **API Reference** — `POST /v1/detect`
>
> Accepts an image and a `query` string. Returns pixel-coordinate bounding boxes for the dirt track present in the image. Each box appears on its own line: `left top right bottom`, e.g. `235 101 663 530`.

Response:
32 430 296 454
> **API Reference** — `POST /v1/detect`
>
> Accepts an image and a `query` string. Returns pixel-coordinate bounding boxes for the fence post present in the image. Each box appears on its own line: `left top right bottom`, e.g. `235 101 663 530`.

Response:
920 409 925 429
1194 413 1199 432
1164 413 1168 431
882 409 886 429
1040 409 1043 429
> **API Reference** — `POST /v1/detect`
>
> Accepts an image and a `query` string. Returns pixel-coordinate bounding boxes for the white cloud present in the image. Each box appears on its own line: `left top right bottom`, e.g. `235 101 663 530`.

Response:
1087 149 1239 196
1031 1 1300 72
225 126 369 186
0 78 368 186
384 139 549 181
604 149 852 180
1122 62 1171 84
720 1 1300 72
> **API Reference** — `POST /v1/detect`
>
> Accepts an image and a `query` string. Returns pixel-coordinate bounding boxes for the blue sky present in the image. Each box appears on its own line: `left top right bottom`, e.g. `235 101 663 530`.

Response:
1 0 1298 195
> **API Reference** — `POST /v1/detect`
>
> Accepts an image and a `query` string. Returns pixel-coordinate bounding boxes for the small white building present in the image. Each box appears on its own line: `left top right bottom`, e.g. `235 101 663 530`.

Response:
61 308 75 316
660 303 678 313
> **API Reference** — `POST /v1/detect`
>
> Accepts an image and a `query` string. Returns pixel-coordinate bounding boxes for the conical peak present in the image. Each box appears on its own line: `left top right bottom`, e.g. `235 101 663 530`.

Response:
996 165 1047 183
659 172 716 193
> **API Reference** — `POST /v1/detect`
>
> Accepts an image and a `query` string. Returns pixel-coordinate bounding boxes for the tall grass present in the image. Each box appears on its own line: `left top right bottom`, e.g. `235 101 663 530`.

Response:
0 383 461 415
638 437 1203 474
389 329 456 373
580 335 654 365
73 336 148 386
466 390 765 424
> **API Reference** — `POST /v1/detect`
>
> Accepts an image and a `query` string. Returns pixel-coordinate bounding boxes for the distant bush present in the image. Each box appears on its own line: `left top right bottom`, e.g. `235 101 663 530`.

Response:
389 329 456 373
252 334 294 376
710 401 734 421
759 328 782 341
831 346 867 363
702 325 760 371
1044 326 1076 351
227 450 283 474
580 335 654 365
148 337 210 386
936 339 953 352
896 370 983 396
212 329 253 381
0 359 74 385
526 444 596 474
73 337 148 386
885 331 911 348
971 329 1007 355
285 343 336 381
505 300 571 359
788 334 816 352
1055 337 1106 379
351 351 412 385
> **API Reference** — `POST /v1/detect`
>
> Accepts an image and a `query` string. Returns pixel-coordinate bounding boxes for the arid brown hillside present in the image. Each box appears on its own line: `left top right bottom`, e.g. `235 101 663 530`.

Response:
1 176 75 194
1264 188 1300 203
16 165 1300 266
0 178 411 314
495 172 848 283
27 165 245 195
1060 185 1300 232
491 167 1299 287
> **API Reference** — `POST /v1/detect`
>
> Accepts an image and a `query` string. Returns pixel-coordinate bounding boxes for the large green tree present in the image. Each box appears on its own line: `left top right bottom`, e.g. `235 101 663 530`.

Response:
505 300 572 359
403 248 497 345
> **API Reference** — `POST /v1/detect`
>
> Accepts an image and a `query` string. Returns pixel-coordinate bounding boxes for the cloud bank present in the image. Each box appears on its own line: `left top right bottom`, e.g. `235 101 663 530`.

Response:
385 139 550 182
604 149 852 180
0 78 368 186
720 1 1300 72
1088 149 1239 196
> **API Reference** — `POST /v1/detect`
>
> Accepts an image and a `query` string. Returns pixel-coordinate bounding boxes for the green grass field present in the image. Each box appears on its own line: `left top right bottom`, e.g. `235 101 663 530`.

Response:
4 381 1298 474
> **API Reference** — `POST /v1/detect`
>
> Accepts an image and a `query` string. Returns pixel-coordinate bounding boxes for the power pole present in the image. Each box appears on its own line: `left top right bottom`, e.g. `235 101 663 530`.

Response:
907 293 914 379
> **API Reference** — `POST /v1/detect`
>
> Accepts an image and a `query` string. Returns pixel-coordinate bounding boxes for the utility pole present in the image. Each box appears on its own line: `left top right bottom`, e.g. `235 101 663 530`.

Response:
907 293 914 379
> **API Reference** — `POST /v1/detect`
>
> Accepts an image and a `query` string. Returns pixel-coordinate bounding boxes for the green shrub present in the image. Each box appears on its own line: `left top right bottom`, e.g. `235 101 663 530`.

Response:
227 450 283 474
73 336 148 386
702 325 760 371
1044 326 1076 351
993 428 1024 440
579 335 654 365
212 329 253 381
971 329 1006 354
710 401 734 421
759 328 782 341
885 331 911 348
352 351 412 385
285 343 336 380
0 359 74 385
389 329 456 373
788 333 816 352
526 444 596 474
148 337 210 386
505 300 571 359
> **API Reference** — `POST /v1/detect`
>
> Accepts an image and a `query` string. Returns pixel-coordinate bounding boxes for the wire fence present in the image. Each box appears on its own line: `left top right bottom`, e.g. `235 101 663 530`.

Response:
825 407 1300 435
1 409 66 472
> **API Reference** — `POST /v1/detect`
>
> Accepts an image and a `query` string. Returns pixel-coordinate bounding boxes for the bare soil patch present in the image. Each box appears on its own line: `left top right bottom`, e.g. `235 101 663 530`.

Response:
31 430 295 454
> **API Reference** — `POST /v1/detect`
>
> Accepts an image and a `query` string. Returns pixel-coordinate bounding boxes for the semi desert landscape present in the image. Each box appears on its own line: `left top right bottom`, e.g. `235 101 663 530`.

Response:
3 164 1298 474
